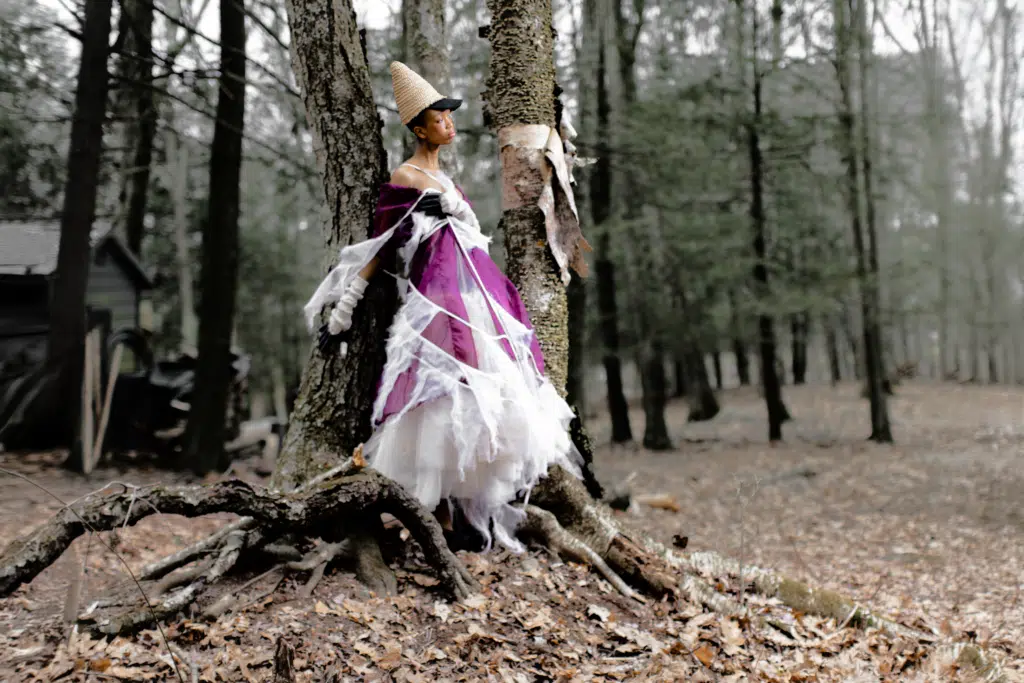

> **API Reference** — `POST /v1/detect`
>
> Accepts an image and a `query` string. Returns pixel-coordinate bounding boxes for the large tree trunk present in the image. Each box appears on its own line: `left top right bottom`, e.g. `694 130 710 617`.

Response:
48 0 114 471
274 0 390 490
183 0 248 474
114 0 157 255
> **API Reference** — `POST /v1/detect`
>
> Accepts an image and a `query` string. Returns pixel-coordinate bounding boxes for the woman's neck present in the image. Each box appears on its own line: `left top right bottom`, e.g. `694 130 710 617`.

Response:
411 144 441 171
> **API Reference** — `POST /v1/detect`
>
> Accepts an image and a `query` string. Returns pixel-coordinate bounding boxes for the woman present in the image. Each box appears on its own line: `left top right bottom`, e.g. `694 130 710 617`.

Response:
305 62 581 553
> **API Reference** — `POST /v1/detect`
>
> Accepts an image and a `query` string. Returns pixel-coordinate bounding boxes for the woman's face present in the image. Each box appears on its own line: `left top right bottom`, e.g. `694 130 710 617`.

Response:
415 109 456 146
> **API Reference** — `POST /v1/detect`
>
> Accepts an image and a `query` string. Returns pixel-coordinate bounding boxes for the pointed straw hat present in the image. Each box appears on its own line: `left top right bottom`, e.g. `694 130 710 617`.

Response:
390 61 462 125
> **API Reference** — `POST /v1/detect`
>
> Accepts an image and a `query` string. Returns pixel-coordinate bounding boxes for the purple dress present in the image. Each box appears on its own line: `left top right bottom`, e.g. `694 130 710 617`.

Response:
305 167 581 552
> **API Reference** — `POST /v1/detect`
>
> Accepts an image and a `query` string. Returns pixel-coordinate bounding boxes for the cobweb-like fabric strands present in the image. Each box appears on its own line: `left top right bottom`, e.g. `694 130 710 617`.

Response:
305 174 582 552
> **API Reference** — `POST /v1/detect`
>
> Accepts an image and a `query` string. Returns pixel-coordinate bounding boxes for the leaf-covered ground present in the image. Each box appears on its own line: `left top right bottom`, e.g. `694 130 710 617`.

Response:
1 381 1022 681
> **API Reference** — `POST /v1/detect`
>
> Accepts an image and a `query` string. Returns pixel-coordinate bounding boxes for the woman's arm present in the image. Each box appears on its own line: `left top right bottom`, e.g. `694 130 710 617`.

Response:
358 256 379 281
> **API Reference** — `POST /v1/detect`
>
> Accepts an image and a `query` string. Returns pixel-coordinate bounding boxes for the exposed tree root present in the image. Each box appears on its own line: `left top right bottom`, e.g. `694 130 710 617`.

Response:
533 466 678 596
139 518 255 581
1 470 476 612
522 504 642 602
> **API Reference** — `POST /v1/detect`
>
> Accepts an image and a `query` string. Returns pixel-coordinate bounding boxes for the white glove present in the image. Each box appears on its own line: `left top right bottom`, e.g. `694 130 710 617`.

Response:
327 276 368 335
440 188 473 223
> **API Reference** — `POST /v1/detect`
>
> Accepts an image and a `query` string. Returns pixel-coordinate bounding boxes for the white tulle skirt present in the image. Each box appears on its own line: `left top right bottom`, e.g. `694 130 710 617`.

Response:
363 263 580 553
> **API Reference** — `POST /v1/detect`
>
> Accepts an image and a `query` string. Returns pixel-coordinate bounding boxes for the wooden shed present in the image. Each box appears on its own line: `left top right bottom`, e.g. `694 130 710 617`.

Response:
0 219 153 364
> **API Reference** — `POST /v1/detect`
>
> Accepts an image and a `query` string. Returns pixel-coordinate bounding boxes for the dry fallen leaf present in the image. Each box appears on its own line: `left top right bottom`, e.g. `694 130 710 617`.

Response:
587 604 611 623
720 618 745 656
693 644 715 667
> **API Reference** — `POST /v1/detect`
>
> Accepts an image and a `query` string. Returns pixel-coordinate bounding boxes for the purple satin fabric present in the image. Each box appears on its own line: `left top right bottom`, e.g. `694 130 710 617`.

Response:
372 183 545 425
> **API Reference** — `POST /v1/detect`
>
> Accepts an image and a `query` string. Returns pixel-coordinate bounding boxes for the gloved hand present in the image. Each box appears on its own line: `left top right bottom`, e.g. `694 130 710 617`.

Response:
416 192 447 219
440 188 473 222
317 276 368 357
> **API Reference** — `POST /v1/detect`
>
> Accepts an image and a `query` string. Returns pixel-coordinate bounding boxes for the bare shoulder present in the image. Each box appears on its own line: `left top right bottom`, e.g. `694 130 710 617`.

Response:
389 164 425 190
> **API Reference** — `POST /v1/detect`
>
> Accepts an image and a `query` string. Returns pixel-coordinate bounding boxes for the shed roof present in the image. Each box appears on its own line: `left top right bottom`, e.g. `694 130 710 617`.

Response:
0 219 153 289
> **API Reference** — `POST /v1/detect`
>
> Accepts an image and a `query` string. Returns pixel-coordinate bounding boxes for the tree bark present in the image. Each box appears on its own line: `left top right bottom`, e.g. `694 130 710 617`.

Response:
273 0 391 490
183 0 248 474
47 0 114 471
114 0 157 256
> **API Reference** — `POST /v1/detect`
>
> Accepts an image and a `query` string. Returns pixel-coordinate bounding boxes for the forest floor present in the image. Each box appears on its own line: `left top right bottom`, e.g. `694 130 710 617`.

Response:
0 381 1022 682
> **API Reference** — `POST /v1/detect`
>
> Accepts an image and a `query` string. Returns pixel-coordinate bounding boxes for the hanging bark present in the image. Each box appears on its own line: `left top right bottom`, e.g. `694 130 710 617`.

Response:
183 0 248 474
46 0 115 471
113 0 157 256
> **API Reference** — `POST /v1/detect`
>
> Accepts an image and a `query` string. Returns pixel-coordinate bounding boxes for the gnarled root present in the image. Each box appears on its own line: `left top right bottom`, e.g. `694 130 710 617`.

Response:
532 466 678 597
1 470 476 626
522 504 641 602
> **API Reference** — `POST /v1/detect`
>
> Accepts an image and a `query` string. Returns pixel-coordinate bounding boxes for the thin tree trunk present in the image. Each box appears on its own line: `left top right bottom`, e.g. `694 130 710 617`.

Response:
729 290 751 386
589 0 631 441
167 131 197 349
48 0 114 471
791 312 809 385
742 1 787 441
274 0 391 490
825 315 842 385
673 356 688 396
711 350 723 389
686 349 720 422
115 0 157 255
835 0 891 441
183 0 248 474
640 343 672 450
